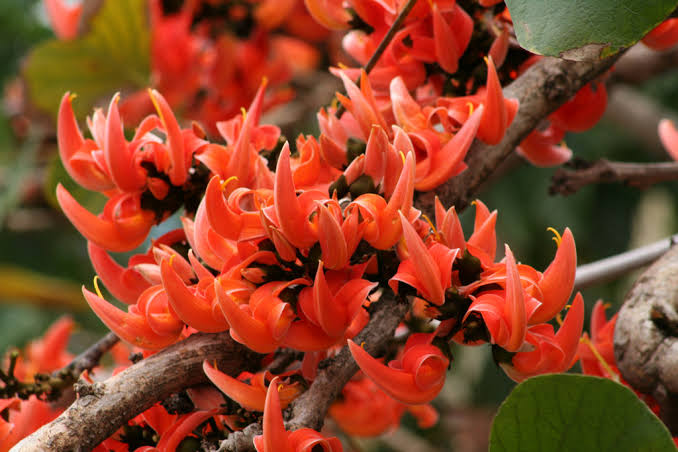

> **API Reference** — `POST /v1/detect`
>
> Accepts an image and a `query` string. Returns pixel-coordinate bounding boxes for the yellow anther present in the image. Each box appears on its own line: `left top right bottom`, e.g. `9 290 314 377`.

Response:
261 75 269 86
93 276 104 299
148 89 165 122
169 254 176 267
421 214 441 241
337 62 349 69
603 302 611 310
69 93 78 102
220 176 238 191
546 227 562 247
466 102 475 116
559 139 569 149
555 313 563 326
360 341 366 349
213 359 218 370
580 336 619 383
484 55 490 65
277 384 284 392
240 107 247 120
330 98 339 110
399 150 406 164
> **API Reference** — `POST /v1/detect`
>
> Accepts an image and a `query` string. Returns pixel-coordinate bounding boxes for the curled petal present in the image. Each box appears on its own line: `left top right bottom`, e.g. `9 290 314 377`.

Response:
56 184 154 252
104 94 145 191
214 278 278 353
414 106 483 191
160 259 228 333
399 211 444 306
203 361 265 411
347 340 444 405
258 377 291 452
554 292 585 369
149 89 187 186
504 245 526 352
82 287 180 349
317 204 348 270
88 241 150 304
531 228 576 324
477 57 507 145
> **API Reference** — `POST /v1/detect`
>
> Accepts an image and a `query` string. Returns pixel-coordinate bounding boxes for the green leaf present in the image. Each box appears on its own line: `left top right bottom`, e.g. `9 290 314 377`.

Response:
490 374 677 452
505 0 678 60
24 0 149 118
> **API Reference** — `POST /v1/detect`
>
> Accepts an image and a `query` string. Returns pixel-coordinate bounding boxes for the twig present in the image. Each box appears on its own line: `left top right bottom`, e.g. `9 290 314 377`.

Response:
13 333 261 451
417 53 622 215
550 159 678 196
574 234 678 290
614 244 678 435
58 332 120 379
335 0 417 117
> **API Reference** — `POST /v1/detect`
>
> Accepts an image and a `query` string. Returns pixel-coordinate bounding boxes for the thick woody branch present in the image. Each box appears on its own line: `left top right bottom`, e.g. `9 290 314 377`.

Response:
60 332 120 379
550 159 678 196
417 53 621 214
13 333 261 451
217 292 410 452
615 244 678 435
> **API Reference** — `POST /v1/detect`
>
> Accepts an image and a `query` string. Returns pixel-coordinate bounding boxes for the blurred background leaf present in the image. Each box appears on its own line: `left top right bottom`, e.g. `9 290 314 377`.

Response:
24 0 150 118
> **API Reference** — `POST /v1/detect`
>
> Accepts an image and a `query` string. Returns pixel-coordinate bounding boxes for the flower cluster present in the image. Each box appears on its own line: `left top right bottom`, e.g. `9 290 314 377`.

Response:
25 0 661 448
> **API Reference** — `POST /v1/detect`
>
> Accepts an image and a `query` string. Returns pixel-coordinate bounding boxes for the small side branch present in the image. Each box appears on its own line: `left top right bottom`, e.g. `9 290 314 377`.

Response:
550 159 678 196
59 332 119 379
574 234 678 290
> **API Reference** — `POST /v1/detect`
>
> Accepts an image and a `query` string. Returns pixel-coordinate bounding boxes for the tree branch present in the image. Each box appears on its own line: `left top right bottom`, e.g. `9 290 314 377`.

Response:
614 244 678 435
13 333 261 451
574 234 678 290
550 159 678 196
417 53 621 214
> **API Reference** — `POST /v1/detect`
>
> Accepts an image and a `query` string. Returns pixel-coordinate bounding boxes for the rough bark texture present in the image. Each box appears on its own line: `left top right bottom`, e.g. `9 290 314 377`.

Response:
417 53 621 215
615 244 678 435
13 333 261 451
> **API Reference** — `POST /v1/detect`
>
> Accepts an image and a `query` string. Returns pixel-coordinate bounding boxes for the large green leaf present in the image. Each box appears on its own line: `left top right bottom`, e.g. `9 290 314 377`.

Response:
505 0 678 60
24 0 149 118
490 374 677 452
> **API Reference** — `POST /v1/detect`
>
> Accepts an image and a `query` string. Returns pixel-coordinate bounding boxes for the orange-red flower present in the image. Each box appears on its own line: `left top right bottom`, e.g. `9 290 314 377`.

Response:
347 333 449 405
254 377 343 452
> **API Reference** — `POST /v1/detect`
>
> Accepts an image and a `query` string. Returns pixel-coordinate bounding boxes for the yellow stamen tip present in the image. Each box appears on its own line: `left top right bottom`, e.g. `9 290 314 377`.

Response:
69 93 78 102
220 176 238 191
466 102 475 116
169 254 176 267
93 275 104 299
399 150 406 164
546 227 562 247
337 62 349 69
240 107 247 120
277 384 283 392
360 341 366 349
484 56 490 65
261 76 269 86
